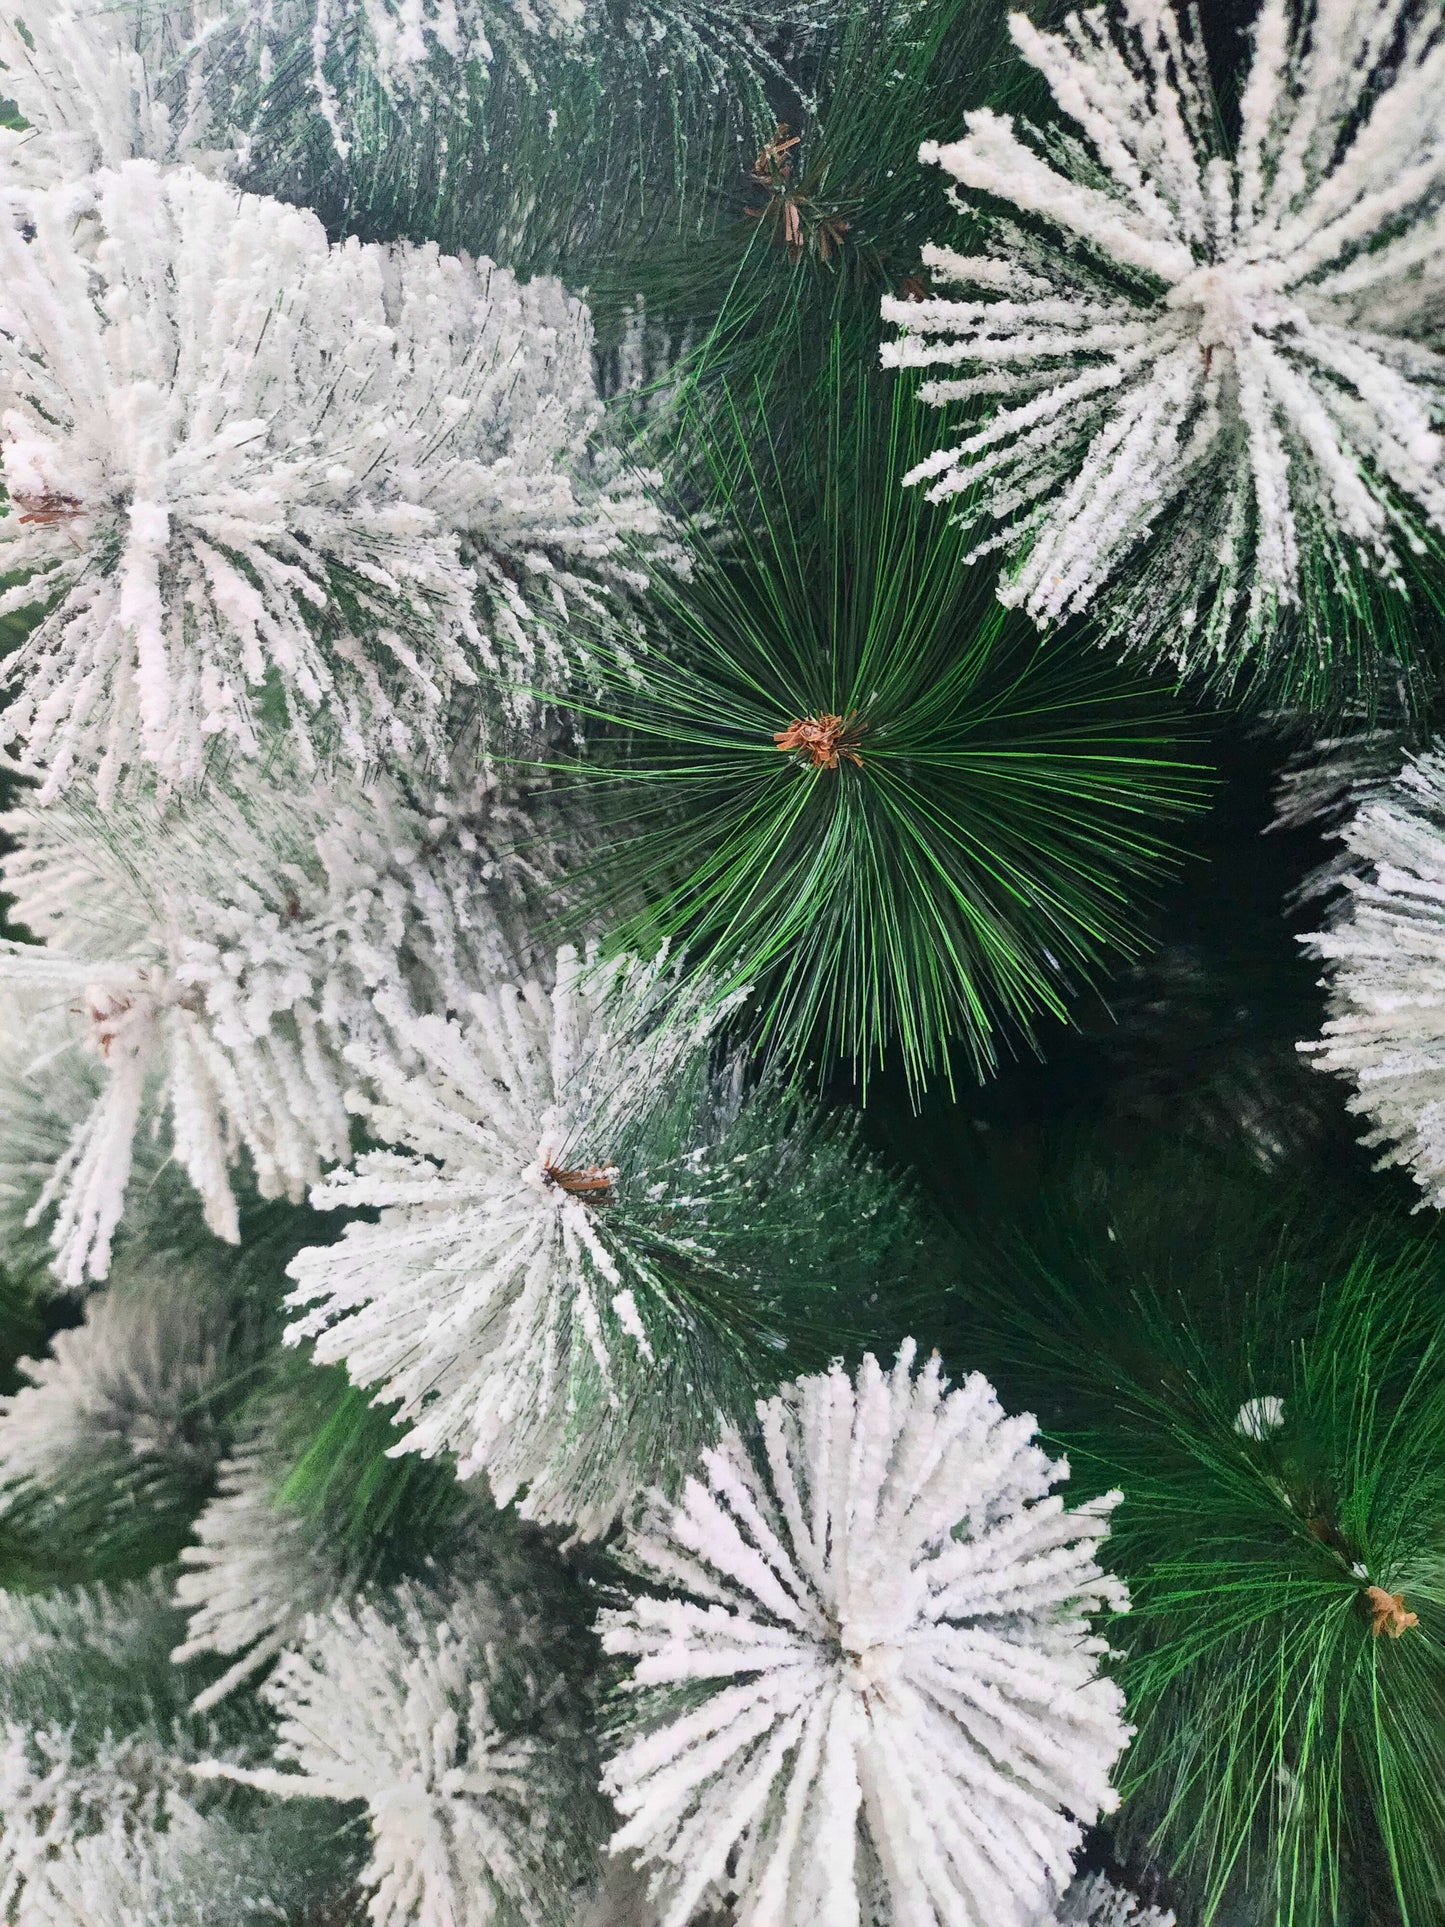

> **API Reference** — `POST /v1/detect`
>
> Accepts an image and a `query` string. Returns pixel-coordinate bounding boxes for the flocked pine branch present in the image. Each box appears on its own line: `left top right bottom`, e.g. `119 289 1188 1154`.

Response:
172 1423 348 1713
0 990 124 1284
1267 715 1414 905
0 761 580 1284
320 0 832 95
286 943 920 1536
287 0 830 172
306 0 585 128
0 158 666 801
0 1723 205 1925
0 1571 347 1924
0 1576 208 1915
599 1342 1130 1927
882 0 1445 707
1299 744 1445 1205
285 944 742 1537
0 0 256 187
1270 724 1414 847
20 1815 238 1927
24 1795 365 1927
198 1573 606 1927
0 1571 181 1682
1 1726 357 1926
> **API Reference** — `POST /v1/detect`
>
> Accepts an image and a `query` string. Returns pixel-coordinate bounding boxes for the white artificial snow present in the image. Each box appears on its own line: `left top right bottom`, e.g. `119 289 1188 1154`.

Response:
19 1824 189 1927
0 989 123 1279
882 0 1445 672
0 1572 177 1673
300 0 829 155
0 159 663 800
0 763 569 1284
285 944 750 1537
196 1577 588 1927
0 0 253 187
0 1723 202 1927
173 1429 346 1711
0 1570 292 1924
1268 721 1414 907
310 0 583 110
1049 1869 1175 1927
599 1343 1130 1927
1300 745 1445 1207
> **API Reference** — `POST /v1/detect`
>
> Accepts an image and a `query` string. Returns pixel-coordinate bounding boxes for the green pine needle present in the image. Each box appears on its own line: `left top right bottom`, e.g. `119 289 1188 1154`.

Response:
237 0 776 282
556 356 1208 1096
587 0 1026 395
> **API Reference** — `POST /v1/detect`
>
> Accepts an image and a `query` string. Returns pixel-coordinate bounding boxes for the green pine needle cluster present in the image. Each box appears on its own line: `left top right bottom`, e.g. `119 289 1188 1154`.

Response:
1106 1250 1445 1927
936 1140 1445 1927
560 356 1207 1094
585 0 1036 399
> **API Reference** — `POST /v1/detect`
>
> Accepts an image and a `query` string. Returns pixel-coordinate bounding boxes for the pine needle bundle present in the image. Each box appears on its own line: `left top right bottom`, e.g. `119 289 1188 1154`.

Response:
1108 1250 1445 1927
585 0 1029 422
0 759 591 1285
199 1564 608 1927
599 1342 1130 1926
170 1362 566 1712
563 358 1206 1094
0 1575 362 1923
0 1257 269 1587
941 1152 1445 1927
881 0 1445 716
286 943 933 1534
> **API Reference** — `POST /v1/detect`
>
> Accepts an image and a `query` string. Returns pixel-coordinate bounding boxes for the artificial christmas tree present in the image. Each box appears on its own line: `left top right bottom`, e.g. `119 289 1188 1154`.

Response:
0 0 1438 1920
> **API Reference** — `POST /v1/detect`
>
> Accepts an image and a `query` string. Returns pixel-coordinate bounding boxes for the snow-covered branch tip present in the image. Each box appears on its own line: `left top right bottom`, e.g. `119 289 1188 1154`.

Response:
882 0 1445 694
1051 1870 1175 1927
172 1427 346 1713
599 1342 1130 1927
284 943 756 1538
0 0 255 188
0 1723 203 1924
0 1280 230 1544
0 158 667 803
195 1576 604 1927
